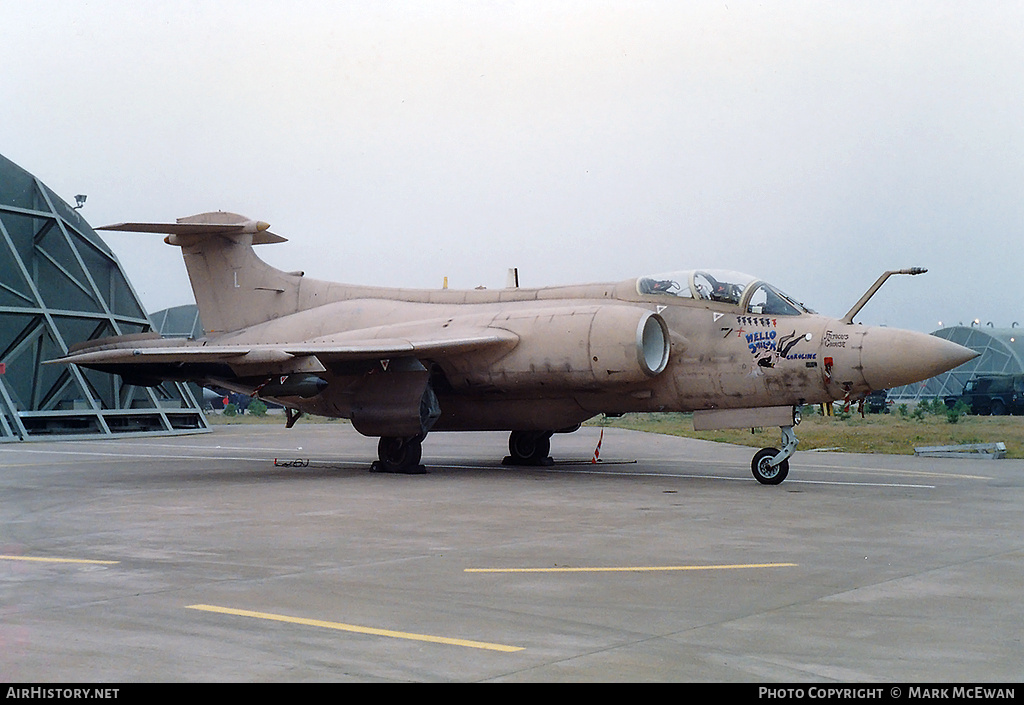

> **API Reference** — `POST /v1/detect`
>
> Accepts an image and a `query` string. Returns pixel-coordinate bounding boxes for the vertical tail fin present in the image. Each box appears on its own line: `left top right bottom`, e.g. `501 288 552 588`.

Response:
98 212 305 334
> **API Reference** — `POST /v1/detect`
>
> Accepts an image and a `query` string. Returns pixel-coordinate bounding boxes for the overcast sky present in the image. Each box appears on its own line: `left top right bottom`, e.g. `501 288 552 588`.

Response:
3 1 1021 333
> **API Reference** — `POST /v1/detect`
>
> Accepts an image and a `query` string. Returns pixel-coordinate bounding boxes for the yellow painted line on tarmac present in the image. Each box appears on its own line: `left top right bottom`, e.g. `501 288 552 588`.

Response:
185 604 524 653
465 562 797 573
0 554 119 565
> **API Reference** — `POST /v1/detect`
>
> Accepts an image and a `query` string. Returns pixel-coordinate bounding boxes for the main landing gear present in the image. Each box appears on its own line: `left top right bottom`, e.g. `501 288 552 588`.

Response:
503 430 555 466
372 429 560 473
750 424 798 485
372 434 426 474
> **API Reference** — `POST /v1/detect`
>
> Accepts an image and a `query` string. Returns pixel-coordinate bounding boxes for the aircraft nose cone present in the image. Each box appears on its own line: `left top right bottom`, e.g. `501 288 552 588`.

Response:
860 328 978 390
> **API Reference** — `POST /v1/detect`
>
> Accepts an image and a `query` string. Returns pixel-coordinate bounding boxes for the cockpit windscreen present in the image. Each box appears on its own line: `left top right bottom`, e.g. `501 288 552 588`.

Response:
637 270 809 315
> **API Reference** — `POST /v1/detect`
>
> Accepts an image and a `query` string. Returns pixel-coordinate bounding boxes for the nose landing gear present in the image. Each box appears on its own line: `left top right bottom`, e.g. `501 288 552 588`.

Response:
694 405 802 485
751 424 798 485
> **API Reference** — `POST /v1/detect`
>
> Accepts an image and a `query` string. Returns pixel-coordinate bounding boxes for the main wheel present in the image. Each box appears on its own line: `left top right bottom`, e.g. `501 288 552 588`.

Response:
751 447 789 485
508 431 552 465
376 436 424 473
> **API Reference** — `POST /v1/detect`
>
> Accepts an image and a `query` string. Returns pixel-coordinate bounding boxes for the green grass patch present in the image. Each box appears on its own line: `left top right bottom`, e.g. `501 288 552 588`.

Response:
205 409 346 426
588 410 1024 458
206 405 1024 458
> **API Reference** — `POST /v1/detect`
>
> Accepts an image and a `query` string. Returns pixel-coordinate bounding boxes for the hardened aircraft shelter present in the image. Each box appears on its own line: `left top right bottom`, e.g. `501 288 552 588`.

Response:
0 153 207 441
889 325 1024 402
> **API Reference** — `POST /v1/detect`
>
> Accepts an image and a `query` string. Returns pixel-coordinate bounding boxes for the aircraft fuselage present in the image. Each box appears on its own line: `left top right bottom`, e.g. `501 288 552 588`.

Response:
199 279 962 433
60 213 977 482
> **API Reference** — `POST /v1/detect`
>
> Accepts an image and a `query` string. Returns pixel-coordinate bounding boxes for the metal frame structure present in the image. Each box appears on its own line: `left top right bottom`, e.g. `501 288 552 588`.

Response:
150 304 204 339
889 325 1024 402
0 153 208 441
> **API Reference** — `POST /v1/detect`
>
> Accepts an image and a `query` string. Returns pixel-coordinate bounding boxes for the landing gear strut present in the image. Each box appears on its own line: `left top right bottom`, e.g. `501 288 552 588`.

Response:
504 430 554 466
751 424 798 485
373 434 426 474
694 405 801 485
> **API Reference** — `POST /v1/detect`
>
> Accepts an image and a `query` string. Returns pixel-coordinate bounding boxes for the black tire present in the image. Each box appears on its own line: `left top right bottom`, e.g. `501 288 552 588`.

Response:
751 447 789 485
377 436 423 473
991 399 1007 416
508 431 551 465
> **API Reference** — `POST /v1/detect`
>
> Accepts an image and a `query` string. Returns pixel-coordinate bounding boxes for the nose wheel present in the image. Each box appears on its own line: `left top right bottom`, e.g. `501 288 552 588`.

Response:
751 448 789 484
751 425 798 485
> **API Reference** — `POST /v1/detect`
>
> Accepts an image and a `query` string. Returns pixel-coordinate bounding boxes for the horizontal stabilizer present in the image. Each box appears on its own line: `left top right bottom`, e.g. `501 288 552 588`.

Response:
98 211 287 245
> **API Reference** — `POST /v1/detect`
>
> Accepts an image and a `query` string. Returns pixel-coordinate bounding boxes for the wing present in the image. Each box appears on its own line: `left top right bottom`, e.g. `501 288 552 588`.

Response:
48 328 519 379
51 302 671 394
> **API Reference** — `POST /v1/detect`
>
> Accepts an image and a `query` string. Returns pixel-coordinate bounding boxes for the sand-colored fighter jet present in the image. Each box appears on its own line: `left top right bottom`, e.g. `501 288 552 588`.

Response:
54 212 976 483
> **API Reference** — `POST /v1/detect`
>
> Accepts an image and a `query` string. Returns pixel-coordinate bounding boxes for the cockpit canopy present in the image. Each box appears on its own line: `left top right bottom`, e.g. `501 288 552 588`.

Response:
636 269 811 316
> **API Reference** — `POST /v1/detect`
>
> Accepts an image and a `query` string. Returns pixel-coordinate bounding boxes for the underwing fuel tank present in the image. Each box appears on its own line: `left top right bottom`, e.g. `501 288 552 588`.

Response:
823 325 977 396
254 374 329 398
